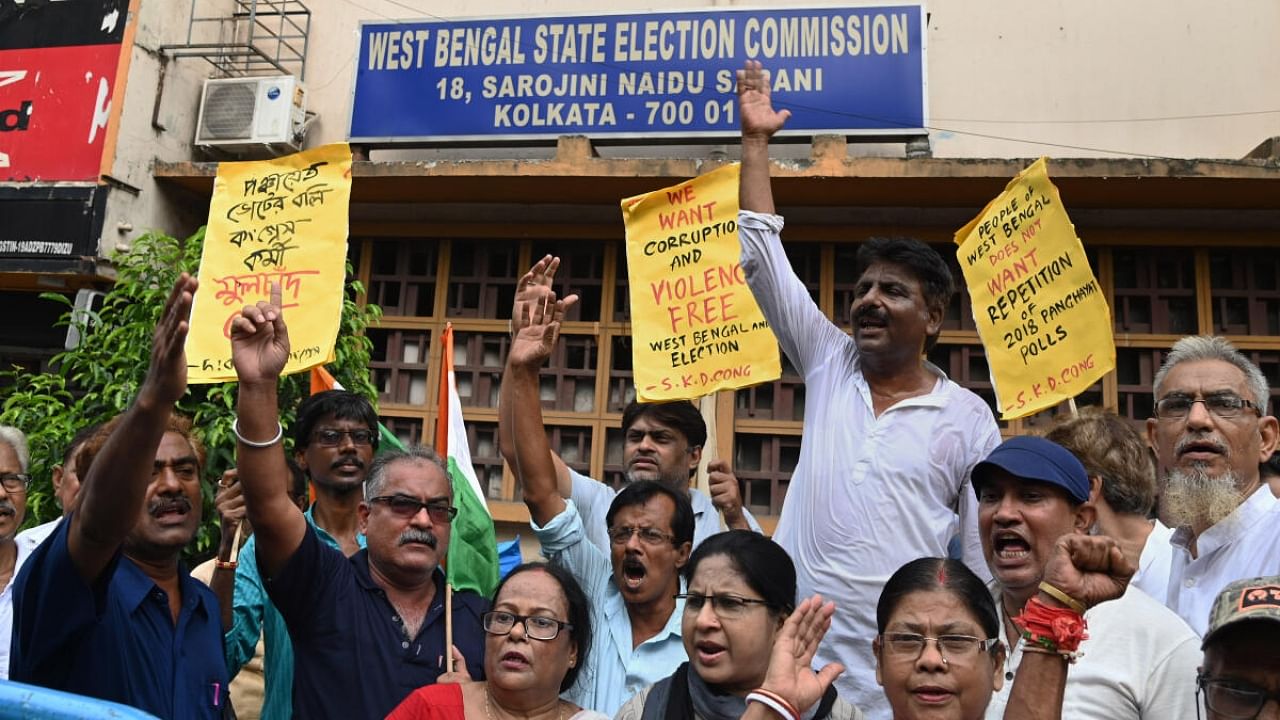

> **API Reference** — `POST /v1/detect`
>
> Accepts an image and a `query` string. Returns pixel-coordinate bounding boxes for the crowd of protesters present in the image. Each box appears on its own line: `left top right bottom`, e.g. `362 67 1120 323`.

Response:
0 61 1277 720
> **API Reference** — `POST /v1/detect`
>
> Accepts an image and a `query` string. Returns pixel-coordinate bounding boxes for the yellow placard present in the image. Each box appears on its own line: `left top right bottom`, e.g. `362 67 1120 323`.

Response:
954 157 1115 420
185 143 352 383
621 163 780 402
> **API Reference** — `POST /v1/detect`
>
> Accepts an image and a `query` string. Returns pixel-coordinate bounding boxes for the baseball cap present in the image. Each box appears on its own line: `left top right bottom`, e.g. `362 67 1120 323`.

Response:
972 435 1090 503
1202 575 1280 649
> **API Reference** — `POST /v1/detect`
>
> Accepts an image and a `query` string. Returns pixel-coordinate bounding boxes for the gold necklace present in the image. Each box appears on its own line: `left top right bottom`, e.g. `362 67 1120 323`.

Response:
484 687 567 720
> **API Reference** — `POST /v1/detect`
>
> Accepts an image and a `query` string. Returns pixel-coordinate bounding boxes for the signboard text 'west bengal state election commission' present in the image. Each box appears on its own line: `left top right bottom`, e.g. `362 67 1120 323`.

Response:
349 5 926 142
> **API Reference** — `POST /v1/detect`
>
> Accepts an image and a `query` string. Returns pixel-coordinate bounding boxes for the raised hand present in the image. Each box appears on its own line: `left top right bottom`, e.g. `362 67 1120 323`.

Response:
230 281 291 385
760 595 844 714
707 459 746 527
1041 534 1135 611
215 470 246 541
512 255 562 335
508 286 577 370
738 59 792 141
139 273 197 408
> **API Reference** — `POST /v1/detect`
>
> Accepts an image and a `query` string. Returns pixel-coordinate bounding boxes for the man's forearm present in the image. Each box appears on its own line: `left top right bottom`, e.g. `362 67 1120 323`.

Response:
235 381 305 576
740 136 775 215
503 361 565 525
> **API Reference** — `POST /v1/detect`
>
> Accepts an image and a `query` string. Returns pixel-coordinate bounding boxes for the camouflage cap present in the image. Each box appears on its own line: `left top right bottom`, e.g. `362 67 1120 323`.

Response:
1202 575 1280 650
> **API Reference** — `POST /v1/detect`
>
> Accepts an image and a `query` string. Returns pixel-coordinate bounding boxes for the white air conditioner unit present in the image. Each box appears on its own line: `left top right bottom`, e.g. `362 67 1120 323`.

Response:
195 75 306 154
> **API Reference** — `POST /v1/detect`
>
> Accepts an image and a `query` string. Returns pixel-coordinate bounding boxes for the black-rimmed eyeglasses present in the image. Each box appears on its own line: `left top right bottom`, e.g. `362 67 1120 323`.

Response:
312 428 377 447
482 611 573 641
1197 673 1280 720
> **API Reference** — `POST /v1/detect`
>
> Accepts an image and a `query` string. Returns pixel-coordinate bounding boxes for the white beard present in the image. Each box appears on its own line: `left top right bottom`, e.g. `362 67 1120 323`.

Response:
1162 467 1243 529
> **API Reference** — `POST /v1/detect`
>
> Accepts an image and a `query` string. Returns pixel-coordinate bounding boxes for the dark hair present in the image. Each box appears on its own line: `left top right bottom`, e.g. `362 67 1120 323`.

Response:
1045 407 1155 516
855 237 955 352
286 456 309 506
687 531 796 615
620 401 708 451
1262 450 1280 480
293 390 379 450
877 558 999 642
605 480 695 549
63 422 103 468
491 562 592 693
79 413 206 479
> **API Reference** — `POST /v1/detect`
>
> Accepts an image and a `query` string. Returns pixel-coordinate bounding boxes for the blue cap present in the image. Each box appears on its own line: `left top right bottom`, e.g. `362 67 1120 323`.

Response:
972 435 1090 503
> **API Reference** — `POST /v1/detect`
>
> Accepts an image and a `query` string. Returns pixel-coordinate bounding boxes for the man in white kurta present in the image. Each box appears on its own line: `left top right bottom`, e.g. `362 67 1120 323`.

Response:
737 61 1000 718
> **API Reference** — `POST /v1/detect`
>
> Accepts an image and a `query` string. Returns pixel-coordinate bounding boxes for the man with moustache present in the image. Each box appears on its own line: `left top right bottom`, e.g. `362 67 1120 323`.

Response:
736 60 1001 715
1146 335 1280 635
502 255 761 551
224 390 378 720
0 425 31 679
974 435 1200 719
504 285 694 716
230 284 487 718
11 275 231 717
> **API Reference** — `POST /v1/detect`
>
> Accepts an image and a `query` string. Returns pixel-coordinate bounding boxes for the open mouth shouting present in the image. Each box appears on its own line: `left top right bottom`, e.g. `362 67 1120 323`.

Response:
854 307 889 338
619 555 648 592
498 649 531 671
991 531 1032 566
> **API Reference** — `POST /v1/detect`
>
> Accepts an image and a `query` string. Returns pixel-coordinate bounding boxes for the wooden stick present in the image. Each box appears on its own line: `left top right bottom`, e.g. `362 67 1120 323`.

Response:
227 521 244 564
1067 397 1079 417
445 583 454 673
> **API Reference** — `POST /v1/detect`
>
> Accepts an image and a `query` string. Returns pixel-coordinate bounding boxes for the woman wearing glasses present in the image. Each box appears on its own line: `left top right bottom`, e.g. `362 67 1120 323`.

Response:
388 561 607 720
616 530 864 720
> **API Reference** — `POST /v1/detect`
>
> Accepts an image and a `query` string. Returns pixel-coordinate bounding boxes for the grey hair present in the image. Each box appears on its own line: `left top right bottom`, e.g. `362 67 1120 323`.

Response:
0 426 30 473
363 444 451 499
1153 336 1271 413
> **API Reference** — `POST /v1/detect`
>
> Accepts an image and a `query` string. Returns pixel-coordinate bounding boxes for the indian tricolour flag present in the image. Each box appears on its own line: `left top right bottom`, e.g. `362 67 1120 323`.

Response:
434 323 500 598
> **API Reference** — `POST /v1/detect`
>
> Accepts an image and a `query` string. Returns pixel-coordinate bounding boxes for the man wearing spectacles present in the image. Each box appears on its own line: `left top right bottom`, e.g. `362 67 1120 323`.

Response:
0 426 31 680
222 388 380 720
974 435 1200 718
1198 575 1280 720
504 284 695 716
1146 336 1280 635
229 285 488 718
501 257 763 557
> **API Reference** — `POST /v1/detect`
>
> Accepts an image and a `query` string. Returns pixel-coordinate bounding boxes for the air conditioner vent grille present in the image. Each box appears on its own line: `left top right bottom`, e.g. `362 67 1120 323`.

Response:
199 83 258 140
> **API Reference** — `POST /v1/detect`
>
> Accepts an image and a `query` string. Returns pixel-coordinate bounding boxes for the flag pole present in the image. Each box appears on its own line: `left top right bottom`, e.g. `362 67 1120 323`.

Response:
445 583 454 673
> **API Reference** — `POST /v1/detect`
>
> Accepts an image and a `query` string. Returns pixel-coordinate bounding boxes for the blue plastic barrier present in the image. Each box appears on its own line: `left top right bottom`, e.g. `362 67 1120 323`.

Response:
0 681 160 719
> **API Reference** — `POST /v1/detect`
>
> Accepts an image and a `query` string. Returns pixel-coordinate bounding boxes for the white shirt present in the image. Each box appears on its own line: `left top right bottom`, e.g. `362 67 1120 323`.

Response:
739 211 1001 719
1131 519 1175 605
531 499 688 716
567 469 762 552
986 583 1201 719
1167 484 1280 636
0 522 52 680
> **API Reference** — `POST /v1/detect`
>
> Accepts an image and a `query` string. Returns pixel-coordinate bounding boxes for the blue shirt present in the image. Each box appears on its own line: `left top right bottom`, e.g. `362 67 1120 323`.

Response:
532 499 688 716
10 516 229 718
265 523 488 719
226 507 366 720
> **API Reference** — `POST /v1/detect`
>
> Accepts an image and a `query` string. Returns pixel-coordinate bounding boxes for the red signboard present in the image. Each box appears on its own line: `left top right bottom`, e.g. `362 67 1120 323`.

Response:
0 0 129 182
0 45 123 181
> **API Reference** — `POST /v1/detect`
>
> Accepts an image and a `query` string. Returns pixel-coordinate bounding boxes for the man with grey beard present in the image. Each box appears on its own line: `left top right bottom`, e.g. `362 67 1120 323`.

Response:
1146 335 1280 635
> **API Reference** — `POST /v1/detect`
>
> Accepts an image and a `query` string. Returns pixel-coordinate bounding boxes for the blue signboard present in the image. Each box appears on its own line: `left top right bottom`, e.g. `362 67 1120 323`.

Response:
349 5 927 143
